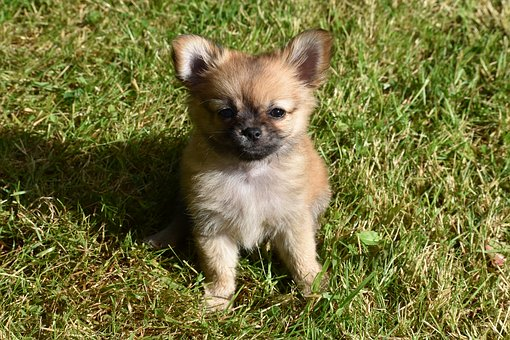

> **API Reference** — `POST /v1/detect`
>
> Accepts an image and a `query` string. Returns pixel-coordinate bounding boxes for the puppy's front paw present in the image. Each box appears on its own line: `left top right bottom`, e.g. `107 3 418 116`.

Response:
201 283 235 312
202 293 232 312
299 271 329 298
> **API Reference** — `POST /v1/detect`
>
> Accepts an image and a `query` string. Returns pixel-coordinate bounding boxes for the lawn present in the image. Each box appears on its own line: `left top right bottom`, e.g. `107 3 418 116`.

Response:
0 0 509 338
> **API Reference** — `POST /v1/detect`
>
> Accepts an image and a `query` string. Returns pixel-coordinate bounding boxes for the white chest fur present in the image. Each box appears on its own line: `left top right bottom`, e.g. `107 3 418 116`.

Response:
189 161 303 249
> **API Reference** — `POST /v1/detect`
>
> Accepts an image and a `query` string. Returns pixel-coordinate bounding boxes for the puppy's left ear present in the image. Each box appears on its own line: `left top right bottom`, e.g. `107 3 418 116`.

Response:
172 34 224 87
282 29 333 88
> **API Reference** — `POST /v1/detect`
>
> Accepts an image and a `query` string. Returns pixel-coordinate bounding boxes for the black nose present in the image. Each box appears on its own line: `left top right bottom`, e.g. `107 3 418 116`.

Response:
242 127 262 141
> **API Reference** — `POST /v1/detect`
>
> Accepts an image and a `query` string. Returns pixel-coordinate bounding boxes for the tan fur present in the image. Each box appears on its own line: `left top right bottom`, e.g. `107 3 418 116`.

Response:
147 30 332 311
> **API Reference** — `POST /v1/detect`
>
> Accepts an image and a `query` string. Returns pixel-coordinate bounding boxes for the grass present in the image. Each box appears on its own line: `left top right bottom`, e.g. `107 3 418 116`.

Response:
1 0 509 338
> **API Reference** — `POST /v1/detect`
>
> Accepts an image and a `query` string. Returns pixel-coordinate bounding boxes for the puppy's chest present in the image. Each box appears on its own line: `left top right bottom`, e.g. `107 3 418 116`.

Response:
191 164 300 243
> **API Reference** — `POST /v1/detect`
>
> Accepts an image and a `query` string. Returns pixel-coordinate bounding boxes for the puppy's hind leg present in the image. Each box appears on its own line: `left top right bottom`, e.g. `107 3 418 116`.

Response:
143 211 190 249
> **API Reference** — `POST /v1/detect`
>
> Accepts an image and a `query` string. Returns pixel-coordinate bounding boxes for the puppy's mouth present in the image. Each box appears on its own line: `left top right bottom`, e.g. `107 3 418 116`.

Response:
237 143 281 161
233 126 284 161
209 127 284 161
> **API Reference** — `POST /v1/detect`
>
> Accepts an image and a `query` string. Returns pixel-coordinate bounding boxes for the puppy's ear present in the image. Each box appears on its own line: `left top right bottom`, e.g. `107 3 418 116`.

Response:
282 29 333 87
172 35 224 87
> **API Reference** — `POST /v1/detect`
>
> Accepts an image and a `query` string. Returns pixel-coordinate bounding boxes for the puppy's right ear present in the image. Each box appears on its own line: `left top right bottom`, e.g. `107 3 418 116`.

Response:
282 29 332 88
172 35 224 87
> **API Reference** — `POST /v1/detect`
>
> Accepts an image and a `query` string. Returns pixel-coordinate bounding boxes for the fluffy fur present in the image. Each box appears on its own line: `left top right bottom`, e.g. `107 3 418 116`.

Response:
146 29 332 311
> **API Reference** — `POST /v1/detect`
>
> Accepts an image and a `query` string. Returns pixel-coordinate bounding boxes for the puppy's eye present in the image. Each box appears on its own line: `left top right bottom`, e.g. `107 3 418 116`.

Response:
268 108 286 119
218 108 236 118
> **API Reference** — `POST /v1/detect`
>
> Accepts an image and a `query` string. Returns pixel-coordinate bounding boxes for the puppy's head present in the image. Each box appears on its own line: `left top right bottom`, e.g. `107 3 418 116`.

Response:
172 30 332 161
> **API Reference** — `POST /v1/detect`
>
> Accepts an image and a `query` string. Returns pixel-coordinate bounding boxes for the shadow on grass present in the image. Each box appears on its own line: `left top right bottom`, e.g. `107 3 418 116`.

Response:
0 127 188 243
0 127 319 297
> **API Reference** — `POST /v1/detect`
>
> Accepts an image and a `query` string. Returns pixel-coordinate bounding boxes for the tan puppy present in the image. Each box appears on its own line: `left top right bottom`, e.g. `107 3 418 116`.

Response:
148 29 332 311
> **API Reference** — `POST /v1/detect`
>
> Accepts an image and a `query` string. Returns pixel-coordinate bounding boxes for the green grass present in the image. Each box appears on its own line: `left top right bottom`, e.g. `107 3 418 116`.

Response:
1 0 509 338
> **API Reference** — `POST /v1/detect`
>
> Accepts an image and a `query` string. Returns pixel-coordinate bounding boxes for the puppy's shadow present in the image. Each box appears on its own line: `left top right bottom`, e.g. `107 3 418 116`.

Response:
0 128 309 300
0 127 188 246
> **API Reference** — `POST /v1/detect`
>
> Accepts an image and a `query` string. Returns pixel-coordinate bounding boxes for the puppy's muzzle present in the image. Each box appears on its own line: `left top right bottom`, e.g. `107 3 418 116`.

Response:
242 127 262 142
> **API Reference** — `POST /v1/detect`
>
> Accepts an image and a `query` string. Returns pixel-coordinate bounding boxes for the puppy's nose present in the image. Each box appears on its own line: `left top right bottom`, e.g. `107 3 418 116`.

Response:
242 127 262 141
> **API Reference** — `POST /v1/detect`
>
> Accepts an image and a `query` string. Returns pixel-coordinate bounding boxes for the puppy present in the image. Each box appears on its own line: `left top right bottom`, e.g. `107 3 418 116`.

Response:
147 29 332 311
